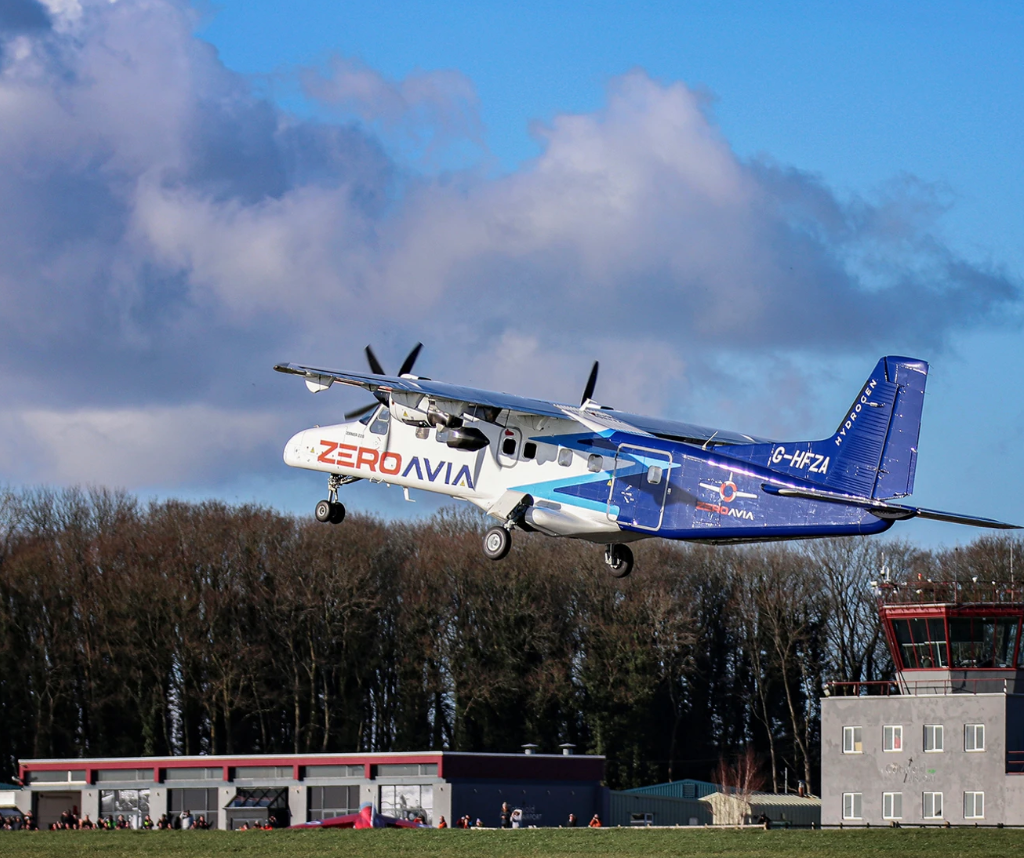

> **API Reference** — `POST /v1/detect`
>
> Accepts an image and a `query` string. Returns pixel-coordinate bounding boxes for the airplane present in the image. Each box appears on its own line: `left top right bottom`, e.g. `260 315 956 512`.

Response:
274 348 1019 577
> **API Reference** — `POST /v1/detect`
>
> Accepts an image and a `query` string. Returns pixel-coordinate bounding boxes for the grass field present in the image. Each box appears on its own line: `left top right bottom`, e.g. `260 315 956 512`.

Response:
0 828 1021 858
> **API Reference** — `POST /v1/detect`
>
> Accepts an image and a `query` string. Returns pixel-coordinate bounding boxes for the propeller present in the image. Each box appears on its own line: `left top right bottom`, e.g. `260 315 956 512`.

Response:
580 360 599 406
344 343 423 421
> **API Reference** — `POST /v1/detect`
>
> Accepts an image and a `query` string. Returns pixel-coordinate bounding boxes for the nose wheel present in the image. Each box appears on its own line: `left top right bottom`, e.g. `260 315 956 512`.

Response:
315 474 351 524
604 544 634 578
315 499 346 524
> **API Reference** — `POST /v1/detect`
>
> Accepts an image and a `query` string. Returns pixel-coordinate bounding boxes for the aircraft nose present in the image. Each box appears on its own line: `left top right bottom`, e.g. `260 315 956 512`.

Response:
283 429 310 467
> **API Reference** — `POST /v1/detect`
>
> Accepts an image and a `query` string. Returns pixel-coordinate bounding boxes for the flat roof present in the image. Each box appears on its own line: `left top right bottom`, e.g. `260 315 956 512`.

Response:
18 751 605 783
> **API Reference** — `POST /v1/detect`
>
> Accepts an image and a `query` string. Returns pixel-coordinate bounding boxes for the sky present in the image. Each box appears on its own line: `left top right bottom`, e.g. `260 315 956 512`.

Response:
0 0 1022 549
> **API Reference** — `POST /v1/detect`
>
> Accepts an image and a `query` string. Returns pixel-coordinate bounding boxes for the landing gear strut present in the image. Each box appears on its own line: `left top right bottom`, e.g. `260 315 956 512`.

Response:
315 474 352 525
605 544 634 578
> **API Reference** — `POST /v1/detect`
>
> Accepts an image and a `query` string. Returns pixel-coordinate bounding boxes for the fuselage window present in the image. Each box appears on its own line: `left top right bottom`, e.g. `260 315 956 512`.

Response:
588 454 604 473
523 442 537 460
502 437 517 456
647 465 663 485
369 408 390 436
557 448 572 467
415 426 430 440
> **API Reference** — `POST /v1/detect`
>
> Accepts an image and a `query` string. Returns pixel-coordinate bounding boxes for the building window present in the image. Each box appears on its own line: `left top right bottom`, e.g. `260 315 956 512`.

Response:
842 726 863 754
964 791 984 819
882 792 902 820
923 792 943 819
842 793 862 820
883 725 903 752
379 784 433 825
375 764 437 777
965 724 985 752
923 725 944 753
309 786 361 822
168 787 219 829
99 789 150 828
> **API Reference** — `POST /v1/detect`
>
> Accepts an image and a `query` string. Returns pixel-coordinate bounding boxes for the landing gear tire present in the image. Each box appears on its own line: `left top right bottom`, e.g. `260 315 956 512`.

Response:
329 502 346 524
483 526 512 561
605 544 634 578
315 499 333 523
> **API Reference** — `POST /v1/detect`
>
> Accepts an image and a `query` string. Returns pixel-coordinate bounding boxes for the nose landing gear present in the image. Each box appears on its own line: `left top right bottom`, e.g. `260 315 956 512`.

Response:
315 474 355 525
604 544 634 578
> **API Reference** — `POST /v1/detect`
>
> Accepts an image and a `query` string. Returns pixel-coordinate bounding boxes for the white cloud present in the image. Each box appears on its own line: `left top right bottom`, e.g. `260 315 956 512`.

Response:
0 0 1018 493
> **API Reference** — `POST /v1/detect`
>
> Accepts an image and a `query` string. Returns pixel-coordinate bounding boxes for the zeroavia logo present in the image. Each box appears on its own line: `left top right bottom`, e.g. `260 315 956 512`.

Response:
318 441 475 489
835 379 879 447
696 501 755 521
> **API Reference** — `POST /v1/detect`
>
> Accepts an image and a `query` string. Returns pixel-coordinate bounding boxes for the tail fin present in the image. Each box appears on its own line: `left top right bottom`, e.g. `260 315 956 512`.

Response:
826 356 927 499
738 357 928 499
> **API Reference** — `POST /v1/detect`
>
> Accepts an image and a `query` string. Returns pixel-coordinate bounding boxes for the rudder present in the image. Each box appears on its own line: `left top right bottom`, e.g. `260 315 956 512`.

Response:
822 356 927 499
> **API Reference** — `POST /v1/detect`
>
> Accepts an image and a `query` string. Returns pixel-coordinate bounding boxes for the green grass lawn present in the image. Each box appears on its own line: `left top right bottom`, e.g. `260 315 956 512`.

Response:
0 828 1022 858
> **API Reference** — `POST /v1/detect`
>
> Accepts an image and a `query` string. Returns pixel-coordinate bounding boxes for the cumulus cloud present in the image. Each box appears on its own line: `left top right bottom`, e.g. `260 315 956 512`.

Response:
0 0 1018 495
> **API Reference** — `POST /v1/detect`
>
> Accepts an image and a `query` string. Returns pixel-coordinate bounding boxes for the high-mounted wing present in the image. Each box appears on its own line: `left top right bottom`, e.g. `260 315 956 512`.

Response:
762 484 1021 530
601 410 772 447
276 361 774 445
274 362 571 421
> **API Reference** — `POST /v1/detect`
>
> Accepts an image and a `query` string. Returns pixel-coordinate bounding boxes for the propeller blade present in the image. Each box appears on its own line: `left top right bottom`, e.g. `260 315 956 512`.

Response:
581 360 599 406
344 402 378 421
365 345 385 376
397 342 423 377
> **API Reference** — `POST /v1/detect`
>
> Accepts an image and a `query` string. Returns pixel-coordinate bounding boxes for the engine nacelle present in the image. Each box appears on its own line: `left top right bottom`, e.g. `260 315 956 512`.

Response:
439 426 489 451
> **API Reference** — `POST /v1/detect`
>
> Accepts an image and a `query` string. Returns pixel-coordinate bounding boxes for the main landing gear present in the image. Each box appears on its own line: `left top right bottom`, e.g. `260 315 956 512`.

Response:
315 474 351 525
604 544 634 578
483 526 512 560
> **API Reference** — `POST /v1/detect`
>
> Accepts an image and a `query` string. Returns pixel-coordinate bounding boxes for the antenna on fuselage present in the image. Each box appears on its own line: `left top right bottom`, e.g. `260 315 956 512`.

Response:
580 361 599 407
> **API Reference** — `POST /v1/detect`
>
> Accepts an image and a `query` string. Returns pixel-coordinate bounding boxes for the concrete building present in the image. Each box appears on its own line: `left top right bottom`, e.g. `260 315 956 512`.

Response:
821 581 1024 826
13 749 605 830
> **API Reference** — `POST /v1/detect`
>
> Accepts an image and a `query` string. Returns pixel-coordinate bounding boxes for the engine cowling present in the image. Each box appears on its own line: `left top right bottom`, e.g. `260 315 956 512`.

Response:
440 426 489 451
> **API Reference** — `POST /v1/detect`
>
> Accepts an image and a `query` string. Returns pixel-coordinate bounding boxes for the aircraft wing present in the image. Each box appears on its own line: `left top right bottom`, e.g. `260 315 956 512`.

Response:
276 362 773 444
275 362 574 421
602 410 773 447
762 484 1021 530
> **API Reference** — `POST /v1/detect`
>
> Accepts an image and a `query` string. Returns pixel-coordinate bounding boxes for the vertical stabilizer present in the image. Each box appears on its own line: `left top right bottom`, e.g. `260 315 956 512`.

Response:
823 357 928 499
728 357 929 500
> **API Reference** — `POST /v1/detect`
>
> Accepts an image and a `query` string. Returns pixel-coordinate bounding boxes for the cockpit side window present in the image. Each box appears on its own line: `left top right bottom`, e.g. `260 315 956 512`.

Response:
369 407 390 435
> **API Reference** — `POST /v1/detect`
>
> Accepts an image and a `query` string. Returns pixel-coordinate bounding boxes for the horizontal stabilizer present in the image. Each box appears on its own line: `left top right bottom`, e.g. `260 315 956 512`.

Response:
762 484 1021 530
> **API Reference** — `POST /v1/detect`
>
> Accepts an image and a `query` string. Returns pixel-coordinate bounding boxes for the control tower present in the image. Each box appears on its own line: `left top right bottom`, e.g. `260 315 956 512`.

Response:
821 581 1024 826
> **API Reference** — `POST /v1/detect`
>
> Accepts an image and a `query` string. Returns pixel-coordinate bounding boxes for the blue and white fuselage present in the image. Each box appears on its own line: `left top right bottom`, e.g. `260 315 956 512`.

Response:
277 354 1017 574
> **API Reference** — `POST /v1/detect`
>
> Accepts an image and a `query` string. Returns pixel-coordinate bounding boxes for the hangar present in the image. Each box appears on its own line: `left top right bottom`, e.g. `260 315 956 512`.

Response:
13 749 605 830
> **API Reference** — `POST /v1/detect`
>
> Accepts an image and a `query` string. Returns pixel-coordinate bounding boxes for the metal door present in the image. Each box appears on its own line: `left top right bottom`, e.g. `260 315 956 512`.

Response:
607 445 672 531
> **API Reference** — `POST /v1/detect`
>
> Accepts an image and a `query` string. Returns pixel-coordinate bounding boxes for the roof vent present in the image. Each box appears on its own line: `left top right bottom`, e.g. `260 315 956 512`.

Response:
522 744 539 755
559 743 576 756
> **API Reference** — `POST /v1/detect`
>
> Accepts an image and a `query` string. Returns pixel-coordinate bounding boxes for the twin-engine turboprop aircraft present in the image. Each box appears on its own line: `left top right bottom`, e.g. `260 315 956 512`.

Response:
275 347 1018 577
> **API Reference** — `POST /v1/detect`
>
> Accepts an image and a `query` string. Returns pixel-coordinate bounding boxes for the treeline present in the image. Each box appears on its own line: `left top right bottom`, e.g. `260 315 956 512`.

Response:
0 486 1018 792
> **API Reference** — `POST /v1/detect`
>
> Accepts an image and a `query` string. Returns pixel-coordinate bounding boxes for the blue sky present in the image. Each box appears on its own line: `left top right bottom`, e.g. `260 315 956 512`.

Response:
1 0 1021 548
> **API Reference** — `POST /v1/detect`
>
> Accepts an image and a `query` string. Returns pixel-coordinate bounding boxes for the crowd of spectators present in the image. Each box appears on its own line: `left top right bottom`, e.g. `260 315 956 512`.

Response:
0 808 218 831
